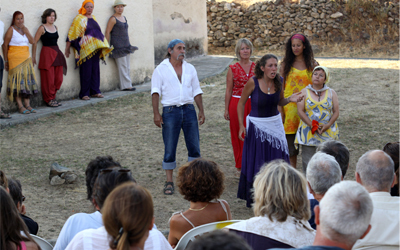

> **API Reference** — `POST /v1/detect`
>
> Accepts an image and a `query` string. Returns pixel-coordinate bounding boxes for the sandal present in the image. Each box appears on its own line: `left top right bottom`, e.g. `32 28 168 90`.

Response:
26 106 37 113
91 93 104 98
46 100 59 108
0 112 12 119
81 96 90 100
55 101 62 106
19 106 30 114
163 181 174 195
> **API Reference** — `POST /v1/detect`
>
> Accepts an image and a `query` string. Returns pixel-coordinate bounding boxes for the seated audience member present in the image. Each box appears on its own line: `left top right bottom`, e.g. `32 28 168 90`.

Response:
383 142 399 196
306 152 342 229
66 183 172 250
168 159 232 248
270 181 373 250
8 178 39 235
0 170 8 190
227 159 315 249
316 140 349 178
54 156 125 250
0 186 40 250
353 150 399 250
187 230 253 250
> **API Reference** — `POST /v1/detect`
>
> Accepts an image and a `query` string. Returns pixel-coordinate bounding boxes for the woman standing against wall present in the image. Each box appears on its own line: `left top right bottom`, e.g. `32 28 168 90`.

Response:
105 0 138 91
0 8 11 118
3 11 38 114
279 34 318 168
33 8 67 107
65 0 113 100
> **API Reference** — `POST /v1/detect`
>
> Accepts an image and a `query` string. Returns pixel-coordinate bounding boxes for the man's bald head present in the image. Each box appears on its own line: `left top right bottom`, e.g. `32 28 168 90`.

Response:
356 150 395 192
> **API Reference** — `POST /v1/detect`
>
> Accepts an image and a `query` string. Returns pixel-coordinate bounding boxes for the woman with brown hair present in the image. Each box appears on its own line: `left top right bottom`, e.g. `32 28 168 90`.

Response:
168 158 232 248
0 186 41 250
32 8 67 107
103 183 154 250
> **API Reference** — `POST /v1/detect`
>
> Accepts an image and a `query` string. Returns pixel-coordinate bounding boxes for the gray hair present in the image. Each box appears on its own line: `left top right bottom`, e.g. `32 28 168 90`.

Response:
319 181 373 246
307 151 342 195
317 140 350 177
356 150 395 192
235 38 253 60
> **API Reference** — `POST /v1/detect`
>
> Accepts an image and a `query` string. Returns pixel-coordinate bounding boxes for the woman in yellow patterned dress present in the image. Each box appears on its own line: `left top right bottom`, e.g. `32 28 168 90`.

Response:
295 66 339 172
279 34 318 168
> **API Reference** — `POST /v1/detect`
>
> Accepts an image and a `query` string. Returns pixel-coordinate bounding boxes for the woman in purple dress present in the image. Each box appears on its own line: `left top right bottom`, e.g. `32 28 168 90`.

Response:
237 54 304 207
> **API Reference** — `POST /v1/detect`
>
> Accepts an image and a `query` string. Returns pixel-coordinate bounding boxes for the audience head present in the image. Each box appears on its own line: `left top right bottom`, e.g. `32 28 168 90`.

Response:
92 168 136 210
7 178 24 210
253 159 310 222
307 152 341 198
85 156 122 200
356 150 395 192
178 159 224 202
187 230 253 250
0 186 40 250
103 183 153 250
235 38 253 60
383 142 399 187
0 170 8 190
318 181 372 247
317 140 350 177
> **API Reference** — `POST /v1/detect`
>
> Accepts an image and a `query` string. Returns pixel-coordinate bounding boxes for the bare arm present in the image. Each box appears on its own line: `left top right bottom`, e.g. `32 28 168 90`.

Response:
318 89 339 134
297 89 312 127
237 78 255 141
105 16 116 44
278 62 286 122
23 26 35 44
152 93 163 128
168 216 181 248
224 67 233 120
194 94 205 125
32 25 45 66
2 27 13 71
65 41 71 58
278 91 304 106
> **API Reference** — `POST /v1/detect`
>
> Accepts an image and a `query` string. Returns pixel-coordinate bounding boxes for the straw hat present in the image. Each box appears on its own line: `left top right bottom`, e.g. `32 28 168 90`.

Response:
113 0 126 7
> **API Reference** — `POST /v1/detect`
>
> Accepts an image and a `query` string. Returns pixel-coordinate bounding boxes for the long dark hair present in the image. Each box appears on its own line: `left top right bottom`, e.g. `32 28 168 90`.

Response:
281 34 315 80
0 187 41 250
11 11 23 26
254 54 282 92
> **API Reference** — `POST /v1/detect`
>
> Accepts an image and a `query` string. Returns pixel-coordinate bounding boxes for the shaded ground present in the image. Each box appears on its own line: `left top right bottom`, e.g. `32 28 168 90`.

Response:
0 58 398 243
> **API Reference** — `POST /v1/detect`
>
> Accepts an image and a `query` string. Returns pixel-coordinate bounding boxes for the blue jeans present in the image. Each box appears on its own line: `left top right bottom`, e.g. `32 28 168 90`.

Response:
162 104 201 170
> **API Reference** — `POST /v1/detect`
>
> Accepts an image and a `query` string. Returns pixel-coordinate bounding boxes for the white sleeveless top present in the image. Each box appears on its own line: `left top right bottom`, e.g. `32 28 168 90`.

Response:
9 27 29 46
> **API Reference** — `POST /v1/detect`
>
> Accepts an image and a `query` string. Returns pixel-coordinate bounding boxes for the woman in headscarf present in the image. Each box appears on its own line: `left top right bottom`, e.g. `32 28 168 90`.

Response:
65 0 113 100
2 11 38 114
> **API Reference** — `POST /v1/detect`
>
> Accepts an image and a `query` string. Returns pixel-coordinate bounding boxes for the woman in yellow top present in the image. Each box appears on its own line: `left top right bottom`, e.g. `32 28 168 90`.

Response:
295 66 339 172
279 34 318 168
65 0 112 100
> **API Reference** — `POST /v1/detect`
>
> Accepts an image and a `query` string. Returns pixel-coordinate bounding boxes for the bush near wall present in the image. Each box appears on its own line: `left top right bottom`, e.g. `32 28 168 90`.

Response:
207 0 399 51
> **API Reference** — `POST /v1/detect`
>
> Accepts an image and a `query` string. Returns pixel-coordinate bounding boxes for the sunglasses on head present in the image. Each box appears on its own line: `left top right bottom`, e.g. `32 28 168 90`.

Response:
100 168 131 174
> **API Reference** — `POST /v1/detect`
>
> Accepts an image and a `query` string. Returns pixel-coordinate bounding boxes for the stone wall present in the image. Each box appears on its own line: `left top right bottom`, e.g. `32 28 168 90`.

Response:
207 0 400 50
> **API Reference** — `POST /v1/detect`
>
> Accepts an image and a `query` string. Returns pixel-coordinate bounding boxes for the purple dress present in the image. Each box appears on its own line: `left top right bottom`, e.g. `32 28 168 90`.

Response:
238 77 290 207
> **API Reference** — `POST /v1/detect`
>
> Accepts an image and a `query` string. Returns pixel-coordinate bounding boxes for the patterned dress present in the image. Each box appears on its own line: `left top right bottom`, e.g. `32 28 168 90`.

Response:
283 67 312 134
295 88 339 146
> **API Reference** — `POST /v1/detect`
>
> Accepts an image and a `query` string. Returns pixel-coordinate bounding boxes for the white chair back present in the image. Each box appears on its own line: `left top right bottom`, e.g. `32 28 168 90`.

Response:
30 234 53 250
174 220 241 250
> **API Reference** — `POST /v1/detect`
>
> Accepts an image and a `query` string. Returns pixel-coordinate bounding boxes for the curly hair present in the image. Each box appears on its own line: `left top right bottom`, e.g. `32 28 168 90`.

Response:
281 33 315 80
0 170 8 189
254 54 282 93
85 156 122 200
41 8 57 24
177 159 224 202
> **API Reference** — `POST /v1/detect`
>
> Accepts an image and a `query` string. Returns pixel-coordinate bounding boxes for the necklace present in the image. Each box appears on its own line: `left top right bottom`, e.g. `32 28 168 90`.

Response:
189 203 209 211
263 78 273 94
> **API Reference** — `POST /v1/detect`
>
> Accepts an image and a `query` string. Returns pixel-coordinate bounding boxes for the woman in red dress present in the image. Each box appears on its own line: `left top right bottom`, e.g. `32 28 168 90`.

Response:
224 38 255 177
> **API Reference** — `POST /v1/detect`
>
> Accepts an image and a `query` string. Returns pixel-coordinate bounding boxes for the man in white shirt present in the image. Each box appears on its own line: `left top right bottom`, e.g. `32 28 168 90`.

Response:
151 39 205 195
353 150 400 250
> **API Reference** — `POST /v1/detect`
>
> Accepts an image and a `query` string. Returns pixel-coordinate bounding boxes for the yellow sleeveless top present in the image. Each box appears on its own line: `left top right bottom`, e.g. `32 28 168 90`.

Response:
283 67 312 134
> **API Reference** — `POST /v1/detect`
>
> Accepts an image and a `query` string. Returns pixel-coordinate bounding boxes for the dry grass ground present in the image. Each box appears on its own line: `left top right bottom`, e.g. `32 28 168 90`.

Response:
0 58 398 242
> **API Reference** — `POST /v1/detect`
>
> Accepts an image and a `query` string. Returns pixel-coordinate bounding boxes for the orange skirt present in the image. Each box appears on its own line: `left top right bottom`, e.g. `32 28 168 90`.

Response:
7 46 38 101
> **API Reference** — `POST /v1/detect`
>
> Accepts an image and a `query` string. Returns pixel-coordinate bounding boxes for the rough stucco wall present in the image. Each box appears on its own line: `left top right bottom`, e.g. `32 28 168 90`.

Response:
153 0 208 65
0 0 154 111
